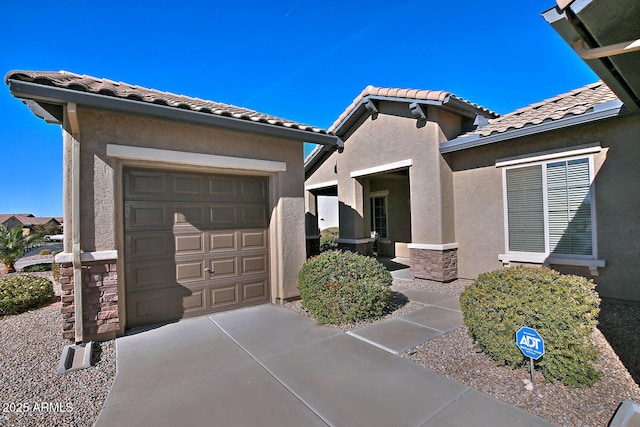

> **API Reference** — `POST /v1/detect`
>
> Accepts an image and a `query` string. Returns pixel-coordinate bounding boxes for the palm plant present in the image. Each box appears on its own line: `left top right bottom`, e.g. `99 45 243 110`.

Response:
0 225 41 274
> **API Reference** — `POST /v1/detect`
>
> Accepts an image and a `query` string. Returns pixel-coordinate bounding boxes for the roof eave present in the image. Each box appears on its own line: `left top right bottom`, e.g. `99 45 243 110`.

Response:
331 95 496 139
440 99 625 154
543 5 640 112
7 79 341 148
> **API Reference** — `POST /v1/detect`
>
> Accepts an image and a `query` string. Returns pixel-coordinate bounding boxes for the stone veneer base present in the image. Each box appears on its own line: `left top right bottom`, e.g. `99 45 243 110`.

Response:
337 241 373 256
59 260 119 341
409 247 458 282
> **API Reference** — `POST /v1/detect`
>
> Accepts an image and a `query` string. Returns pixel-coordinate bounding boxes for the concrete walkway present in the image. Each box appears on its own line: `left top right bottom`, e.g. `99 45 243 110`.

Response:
95 293 556 426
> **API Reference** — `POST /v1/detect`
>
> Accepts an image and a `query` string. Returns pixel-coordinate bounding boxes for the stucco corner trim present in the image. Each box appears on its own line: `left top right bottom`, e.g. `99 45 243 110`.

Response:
407 243 459 251
106 144 287 172
350 159 413 178
495 143 602 167
55 250 119 264
305 180 338 191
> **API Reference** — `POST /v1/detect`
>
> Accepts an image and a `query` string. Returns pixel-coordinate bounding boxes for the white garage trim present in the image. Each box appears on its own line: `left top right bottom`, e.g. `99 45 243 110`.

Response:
107 144 287 172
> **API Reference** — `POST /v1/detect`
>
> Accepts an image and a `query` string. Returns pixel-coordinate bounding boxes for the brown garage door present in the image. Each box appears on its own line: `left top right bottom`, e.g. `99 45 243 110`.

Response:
124 168 270 328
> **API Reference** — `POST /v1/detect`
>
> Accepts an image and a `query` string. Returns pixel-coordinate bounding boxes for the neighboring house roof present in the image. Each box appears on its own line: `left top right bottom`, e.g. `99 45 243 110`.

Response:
441 81 624 153
0 214 61 227
5 70 341 148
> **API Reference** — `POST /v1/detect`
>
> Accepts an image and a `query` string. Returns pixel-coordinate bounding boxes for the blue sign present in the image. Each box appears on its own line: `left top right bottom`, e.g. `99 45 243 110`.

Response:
516 327 545 360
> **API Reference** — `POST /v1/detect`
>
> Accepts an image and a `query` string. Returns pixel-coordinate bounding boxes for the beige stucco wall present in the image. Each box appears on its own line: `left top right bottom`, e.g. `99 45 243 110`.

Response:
447 113 640 302
310 101 462 246
62 105 308 321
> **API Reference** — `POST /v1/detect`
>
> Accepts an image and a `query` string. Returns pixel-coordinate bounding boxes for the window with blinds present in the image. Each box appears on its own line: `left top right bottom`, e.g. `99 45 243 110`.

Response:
505 156 593 257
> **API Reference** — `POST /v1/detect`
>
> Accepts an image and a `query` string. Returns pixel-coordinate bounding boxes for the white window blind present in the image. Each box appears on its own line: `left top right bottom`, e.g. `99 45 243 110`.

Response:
546 158 592 255
506 165 545 252
505 157 593 257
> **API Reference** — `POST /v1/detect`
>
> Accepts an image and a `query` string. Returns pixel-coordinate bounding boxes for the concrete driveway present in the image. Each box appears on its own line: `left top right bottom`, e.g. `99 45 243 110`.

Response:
95 304 555 427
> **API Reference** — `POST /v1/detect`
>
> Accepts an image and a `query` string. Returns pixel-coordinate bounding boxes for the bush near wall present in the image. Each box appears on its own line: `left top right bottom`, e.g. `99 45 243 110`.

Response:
0 274 55 315
459 266 601 387
22 263 52 272
298 250 392 324
319 227 339 252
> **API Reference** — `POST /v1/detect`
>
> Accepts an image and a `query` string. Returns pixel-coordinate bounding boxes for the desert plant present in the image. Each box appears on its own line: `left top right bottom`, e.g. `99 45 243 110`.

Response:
459 266 601 387
319 227 339 252
22 263 52 272
51 250 63 283
0 274 54 315
0 225 42 273
39 249 52 255
298 250 392 324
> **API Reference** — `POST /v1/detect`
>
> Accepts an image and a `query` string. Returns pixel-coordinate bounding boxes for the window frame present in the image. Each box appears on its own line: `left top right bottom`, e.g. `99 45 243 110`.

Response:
500 153 600 265
369 190 389 241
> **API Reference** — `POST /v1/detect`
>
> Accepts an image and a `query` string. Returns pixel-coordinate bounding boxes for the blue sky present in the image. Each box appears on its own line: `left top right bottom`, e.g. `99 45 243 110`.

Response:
1 0 597 217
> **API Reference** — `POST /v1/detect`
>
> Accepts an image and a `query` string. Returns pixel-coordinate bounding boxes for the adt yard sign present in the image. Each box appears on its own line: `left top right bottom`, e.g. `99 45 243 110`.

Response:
516 327 545 360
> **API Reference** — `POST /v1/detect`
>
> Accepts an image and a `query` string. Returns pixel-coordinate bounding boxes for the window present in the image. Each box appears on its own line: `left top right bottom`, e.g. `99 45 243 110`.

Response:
370 194 388 239
503 156 596 259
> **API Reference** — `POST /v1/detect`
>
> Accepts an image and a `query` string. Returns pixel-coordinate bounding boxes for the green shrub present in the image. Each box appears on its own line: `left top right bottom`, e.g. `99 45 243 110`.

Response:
319 227 339 252
0 274 55 315
39 249 52 255
22 263 52 272
459 266 601 387
298 250 392 324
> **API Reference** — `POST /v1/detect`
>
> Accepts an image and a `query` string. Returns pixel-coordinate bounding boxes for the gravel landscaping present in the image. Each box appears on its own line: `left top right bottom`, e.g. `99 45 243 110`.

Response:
0 273 115 427
1 271 639 426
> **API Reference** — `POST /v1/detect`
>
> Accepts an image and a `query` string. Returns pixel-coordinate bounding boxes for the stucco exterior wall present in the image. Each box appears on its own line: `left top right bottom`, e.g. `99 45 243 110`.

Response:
64 106 308 330
447 113 640 302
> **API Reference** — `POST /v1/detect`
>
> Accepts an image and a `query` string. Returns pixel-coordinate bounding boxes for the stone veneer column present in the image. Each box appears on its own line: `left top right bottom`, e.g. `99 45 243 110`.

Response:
408 244 458 282
59 260 119 340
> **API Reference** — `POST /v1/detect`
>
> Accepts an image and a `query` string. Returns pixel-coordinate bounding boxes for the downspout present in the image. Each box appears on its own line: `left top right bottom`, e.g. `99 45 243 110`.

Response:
67 103 83 344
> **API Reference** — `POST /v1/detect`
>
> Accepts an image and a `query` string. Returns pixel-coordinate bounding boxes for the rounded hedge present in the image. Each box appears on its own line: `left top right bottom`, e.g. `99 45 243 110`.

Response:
459 266 601 387
298 250 392 324
0 274 55 315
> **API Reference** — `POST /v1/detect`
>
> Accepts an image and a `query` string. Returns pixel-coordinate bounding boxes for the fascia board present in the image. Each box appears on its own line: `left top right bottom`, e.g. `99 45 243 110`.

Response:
8 79 340 147
440 100 624 154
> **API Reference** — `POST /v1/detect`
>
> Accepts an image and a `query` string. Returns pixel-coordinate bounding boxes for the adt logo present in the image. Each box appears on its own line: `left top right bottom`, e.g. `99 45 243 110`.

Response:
516 327 545 360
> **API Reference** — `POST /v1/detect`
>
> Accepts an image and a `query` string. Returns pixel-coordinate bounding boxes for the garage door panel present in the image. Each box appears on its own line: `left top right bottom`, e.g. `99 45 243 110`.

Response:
238 178 267 202
211 285 238 307
126 260 174 292
242 280 268 301
172 174 204 198
126 202 172 230
126 231 173 261
239 205 268 228
174 206 205 226
176 260 205 283
183 288 206 313
240 230 267 250
210 205 237 228
126 288 187 328
210 257 237 277
125 170 167 199
208 176 236 201
241 255 267 275
175 233 205 255
210 231 237 252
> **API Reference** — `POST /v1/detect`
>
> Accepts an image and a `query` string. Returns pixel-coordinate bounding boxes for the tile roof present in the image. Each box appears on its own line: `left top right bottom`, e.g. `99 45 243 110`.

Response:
330 85 497 132
5 70 329 135
1 214 59 227
462 81 618 138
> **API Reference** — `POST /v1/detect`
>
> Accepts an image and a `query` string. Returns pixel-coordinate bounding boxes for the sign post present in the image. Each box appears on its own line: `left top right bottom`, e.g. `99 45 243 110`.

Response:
516 327 545 389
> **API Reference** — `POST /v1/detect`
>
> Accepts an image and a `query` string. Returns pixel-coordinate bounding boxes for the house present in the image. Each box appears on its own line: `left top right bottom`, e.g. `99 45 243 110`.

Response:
5 70 341 341
305 77 639 303
0 213 62 235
